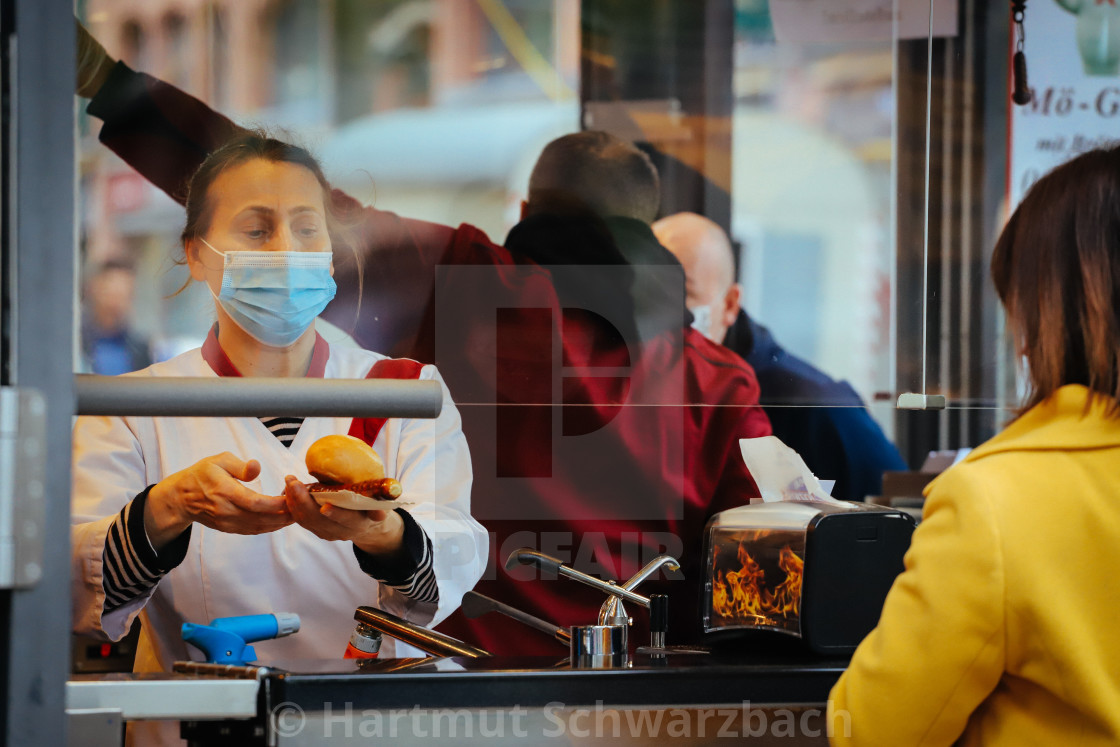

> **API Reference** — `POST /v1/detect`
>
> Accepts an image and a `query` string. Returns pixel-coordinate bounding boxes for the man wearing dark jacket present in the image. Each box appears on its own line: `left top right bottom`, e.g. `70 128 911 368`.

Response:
654 212 906 501
76 27 772 656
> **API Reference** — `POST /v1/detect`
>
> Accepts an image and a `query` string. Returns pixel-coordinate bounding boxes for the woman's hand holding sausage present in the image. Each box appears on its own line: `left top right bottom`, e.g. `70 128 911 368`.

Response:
283 476 405 557
145 453 292 550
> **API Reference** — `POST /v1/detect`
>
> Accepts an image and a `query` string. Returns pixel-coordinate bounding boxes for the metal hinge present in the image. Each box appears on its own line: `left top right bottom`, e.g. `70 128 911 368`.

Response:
0 387 46 588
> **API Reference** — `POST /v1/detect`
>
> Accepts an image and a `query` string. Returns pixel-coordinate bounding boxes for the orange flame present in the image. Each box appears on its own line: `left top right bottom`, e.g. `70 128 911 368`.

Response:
712 542 804 626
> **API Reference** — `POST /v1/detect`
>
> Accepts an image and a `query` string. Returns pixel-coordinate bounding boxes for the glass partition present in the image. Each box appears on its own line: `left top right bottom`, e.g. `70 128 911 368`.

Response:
73 0 1077 670
75 3 1038 495
731 0 899 437
894 0 1019 460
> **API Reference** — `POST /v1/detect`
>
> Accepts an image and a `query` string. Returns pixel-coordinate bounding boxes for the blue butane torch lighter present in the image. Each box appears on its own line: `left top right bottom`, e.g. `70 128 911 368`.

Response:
181 613 301 665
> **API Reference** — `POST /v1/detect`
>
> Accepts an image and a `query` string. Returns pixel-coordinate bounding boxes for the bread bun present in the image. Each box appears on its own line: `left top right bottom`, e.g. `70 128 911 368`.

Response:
305 434 385 485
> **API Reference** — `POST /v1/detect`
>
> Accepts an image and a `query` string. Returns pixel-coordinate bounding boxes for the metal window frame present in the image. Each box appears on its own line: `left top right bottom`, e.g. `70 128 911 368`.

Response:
0 1 75 744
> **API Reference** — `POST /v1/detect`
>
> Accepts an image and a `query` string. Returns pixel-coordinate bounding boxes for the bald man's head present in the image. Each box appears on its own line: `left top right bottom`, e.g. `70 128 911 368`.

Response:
652 212 741 343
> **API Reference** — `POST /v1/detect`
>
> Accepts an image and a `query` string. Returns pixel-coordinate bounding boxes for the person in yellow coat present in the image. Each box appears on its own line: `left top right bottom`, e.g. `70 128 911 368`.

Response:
828 146 1120 745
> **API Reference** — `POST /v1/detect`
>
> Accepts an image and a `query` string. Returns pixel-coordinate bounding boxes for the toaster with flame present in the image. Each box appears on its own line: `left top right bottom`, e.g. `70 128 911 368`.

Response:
702 501 916 655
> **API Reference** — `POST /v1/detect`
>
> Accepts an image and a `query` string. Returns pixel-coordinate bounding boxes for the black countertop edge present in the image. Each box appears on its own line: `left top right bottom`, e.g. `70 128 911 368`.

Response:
264 656 849 710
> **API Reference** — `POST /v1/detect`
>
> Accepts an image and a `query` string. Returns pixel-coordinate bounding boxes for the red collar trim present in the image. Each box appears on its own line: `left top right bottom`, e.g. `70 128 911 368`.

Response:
348 358 426 446
201 326 242 377
201 325 330 378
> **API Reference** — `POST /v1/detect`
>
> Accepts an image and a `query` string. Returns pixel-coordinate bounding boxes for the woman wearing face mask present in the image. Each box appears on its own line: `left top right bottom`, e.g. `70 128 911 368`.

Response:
70 134 487 732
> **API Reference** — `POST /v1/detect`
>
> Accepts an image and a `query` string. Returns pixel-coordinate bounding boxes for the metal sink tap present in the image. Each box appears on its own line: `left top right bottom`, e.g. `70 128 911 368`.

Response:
598 555 681 635
505 548 679 666
353 607 490 659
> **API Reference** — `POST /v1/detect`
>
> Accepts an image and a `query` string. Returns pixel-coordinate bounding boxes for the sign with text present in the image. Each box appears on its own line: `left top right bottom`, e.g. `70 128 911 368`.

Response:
1010 0 1120 209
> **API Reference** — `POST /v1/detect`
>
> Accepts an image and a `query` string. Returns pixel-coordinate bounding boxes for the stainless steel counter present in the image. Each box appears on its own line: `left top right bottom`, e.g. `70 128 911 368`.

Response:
66 672 263 747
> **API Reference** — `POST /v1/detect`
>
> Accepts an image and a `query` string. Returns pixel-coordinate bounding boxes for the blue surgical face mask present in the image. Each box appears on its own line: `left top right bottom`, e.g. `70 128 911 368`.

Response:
200 238 337 348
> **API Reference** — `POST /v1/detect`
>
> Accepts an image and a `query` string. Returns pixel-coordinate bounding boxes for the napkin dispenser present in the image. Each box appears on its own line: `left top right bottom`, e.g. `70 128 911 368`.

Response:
701 500 915 655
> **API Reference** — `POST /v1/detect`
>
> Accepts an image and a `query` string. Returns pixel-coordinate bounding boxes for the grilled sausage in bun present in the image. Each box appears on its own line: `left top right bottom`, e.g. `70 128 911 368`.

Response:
304 435 402 500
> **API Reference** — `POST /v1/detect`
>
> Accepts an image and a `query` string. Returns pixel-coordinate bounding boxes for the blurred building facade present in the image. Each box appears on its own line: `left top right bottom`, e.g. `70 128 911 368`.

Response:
80 0 580 358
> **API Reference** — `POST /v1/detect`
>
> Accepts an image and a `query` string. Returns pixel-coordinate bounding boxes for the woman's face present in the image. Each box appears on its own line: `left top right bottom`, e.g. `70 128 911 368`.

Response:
187 158 332 289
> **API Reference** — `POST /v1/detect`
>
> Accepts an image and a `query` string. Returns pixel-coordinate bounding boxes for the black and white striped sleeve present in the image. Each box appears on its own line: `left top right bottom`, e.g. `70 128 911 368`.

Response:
352 509 439 604
102 487 191 612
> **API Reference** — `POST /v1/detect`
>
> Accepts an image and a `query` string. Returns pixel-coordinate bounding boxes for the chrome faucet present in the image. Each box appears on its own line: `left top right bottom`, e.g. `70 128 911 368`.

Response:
505 548 680 665
353 606 490 658
598 555 681 628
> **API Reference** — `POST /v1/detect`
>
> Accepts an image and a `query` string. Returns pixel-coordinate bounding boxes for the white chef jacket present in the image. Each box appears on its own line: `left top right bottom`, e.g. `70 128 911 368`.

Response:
71 332 487 675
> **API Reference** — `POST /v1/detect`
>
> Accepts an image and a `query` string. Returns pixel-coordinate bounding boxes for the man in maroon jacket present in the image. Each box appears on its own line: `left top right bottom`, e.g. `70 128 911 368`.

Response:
76 27 771 656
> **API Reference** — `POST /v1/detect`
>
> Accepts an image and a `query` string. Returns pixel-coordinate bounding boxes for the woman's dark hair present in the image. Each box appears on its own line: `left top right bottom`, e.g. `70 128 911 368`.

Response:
991 145 1120 415
178 129 362 320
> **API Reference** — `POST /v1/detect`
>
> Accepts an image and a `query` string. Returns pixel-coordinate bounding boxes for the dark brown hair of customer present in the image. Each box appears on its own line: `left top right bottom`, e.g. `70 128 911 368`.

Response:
527 130 661 223
991 145 1120 415
177 129 362 321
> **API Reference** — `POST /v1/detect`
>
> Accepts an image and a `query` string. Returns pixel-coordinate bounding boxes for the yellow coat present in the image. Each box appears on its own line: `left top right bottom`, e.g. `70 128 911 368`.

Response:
828 385 1120 745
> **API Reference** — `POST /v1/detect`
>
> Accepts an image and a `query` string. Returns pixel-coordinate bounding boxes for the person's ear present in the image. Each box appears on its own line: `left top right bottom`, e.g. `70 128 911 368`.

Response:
721 283 742 328
186 239 208 282
520 200 529 221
